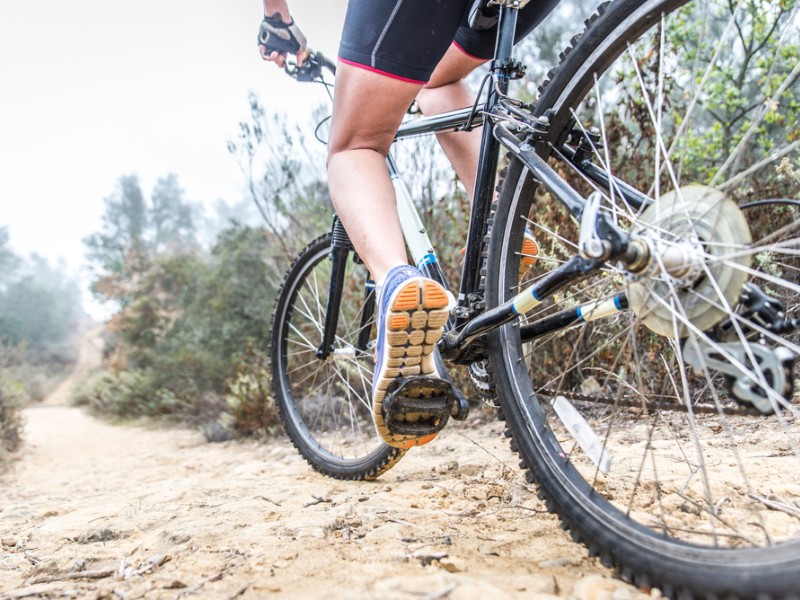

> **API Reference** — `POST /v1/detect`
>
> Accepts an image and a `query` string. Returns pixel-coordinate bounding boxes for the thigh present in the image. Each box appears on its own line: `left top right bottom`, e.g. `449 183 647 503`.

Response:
338 0 471 84
327 61 423 158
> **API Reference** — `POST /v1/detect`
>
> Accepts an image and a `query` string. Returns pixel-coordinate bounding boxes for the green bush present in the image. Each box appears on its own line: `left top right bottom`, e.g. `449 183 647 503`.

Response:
72 369 153 418
81 221 283 437
0 376 24 459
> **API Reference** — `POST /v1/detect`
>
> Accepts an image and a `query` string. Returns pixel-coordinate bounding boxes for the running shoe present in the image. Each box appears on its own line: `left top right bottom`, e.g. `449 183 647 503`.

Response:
372 265 450 449
460 226 539 282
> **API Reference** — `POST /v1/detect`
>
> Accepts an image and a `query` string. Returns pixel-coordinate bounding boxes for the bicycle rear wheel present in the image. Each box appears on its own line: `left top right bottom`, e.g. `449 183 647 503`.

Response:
270 233 405 479
487 0 800 597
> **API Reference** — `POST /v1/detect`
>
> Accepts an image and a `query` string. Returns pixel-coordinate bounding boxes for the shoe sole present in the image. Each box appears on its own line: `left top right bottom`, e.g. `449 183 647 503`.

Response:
518 234 539 280
373 278 449 449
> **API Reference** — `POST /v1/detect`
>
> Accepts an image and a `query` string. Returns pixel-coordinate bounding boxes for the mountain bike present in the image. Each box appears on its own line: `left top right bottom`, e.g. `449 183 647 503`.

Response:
267 1 800 597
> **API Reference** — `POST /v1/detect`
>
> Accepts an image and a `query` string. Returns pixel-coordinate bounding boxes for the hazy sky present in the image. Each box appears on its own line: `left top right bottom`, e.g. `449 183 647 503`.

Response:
0 0 347 310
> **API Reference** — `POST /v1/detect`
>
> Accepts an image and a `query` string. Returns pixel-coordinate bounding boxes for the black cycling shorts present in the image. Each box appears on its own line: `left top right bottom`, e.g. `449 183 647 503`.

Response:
338 0 562 84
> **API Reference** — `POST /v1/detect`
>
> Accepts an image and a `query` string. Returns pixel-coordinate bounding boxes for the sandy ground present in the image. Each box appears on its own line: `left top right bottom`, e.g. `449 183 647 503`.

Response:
0 333 649 600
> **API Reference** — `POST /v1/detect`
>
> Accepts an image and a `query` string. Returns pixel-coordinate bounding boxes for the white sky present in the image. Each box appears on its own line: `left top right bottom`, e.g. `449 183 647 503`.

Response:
0 0 347 313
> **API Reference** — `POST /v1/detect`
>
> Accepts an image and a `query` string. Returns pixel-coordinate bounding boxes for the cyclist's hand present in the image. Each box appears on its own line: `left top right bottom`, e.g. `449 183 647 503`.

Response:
258 13 308 68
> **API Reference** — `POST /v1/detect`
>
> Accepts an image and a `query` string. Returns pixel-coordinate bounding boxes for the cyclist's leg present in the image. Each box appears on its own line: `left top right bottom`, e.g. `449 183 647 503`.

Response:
417 46 540 276
327 65 451 449
416 0 562 201
330 0 494 448
326 63 421 284
331 0 467 283
416 45 486 202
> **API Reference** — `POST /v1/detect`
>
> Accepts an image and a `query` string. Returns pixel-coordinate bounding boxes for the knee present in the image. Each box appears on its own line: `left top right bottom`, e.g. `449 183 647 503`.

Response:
416 79 470 117
416 84 448 116
327 128 395 167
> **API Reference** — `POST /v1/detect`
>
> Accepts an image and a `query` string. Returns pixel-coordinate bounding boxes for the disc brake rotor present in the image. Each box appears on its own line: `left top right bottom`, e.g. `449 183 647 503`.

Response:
627 185 752 337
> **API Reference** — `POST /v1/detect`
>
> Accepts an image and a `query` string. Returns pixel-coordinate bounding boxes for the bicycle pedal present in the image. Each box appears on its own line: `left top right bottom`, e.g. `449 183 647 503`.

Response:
451 386 470 421
383 377 458 437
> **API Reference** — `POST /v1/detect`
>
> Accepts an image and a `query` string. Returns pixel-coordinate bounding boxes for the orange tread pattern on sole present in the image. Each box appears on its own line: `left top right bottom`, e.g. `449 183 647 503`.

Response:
373 277 450 449
520 237 539 266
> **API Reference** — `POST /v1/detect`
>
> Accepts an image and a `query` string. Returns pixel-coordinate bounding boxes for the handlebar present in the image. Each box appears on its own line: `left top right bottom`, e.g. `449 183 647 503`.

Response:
284 50 336 82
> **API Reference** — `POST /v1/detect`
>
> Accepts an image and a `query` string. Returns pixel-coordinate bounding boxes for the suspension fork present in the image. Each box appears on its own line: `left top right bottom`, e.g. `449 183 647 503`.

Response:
356 278 376 353
316 216 360 360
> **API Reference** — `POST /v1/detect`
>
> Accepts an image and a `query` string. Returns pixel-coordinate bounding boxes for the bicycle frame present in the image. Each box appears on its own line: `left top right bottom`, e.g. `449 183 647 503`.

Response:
386 6 641 364
318 5 638 364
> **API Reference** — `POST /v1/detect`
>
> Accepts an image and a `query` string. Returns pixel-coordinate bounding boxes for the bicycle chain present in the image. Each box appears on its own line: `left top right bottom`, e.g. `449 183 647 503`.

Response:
534 387 764 417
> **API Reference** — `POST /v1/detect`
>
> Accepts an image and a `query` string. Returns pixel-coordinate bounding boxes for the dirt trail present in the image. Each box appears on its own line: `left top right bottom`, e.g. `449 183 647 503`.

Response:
0 334 649 600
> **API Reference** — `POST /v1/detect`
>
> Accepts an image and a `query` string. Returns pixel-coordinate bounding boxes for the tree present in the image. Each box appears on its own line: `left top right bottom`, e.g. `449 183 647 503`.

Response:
86 173 201 308
228 93 332 260
150 174 197 254
84 174 149 277
0 254 83 359
0 227 20 286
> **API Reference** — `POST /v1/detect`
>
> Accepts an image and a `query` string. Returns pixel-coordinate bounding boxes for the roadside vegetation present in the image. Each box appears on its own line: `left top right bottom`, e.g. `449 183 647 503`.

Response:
0 227 85 461
72 0 799 442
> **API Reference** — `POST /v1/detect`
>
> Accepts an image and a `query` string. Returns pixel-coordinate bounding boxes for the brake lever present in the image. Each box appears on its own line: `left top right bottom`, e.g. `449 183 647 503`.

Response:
285 53 323 82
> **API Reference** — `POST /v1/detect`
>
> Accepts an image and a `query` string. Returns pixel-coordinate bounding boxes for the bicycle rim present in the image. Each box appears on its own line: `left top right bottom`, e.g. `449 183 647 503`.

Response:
487 0 800 596
270 234 405 480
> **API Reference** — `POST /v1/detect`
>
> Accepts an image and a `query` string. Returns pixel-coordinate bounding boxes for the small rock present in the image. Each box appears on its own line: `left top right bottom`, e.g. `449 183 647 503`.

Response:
1 538 17 547
363 522 406 542
538 557 580 569
413 551 448 567
458 463 484 477
163 580 187 589
435 460 459 474
580 376 602 395
78 528 123 544
680 501 701 516
67 559 87 573
158 531 192 545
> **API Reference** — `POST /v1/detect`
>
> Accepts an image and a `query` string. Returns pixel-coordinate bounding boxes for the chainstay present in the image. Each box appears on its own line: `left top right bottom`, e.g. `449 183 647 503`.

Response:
534 388 765 416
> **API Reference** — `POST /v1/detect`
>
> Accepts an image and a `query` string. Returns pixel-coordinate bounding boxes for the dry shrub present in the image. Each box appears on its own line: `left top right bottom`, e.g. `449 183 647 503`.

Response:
222 342 279 438
0 377 24 459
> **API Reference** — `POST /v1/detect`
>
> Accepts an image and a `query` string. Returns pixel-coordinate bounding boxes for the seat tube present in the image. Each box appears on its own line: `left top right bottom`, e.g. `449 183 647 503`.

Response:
457 6 519 323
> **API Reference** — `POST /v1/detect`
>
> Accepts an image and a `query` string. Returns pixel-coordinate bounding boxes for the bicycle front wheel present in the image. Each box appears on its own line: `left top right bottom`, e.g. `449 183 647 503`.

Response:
487 0 800 597
270 233 405 479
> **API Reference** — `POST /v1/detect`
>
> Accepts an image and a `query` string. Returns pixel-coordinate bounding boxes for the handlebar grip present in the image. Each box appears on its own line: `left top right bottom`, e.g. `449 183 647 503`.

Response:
317 53 337 74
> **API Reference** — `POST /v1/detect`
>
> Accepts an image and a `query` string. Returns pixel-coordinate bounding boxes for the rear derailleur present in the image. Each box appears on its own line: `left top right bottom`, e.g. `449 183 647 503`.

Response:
683 283 798 413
